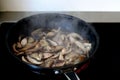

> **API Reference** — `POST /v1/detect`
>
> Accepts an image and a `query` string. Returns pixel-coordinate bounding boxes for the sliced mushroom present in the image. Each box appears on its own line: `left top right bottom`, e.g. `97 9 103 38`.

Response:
65 53 80 64
44 58 54 67
28 37 34 43
61 34 66 41
74 40 86 51
52 46 63 52
19 40 38 51
73 57 81 64
16 51 24 55
29 53 42 61
47 39 58 46
39 39 49 47
51 53 60 59
68 32 83 41
58 48 69 60
12 43 19 53
43 53 53 59
22 56 30 63
53 60 65 67
21 38 27 47
47 31 56 37
26 55 43 65
61 48 72 55
25 43 41 52
83 42 92 52
68 35 75 44
59 52 64 60
16 42 22 48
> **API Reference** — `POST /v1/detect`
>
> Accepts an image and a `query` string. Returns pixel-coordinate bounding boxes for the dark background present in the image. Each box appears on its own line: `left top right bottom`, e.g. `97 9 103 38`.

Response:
0 23 118 80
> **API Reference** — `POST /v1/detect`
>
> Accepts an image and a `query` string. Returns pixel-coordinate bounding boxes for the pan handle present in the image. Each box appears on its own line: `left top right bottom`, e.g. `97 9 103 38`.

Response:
64 71 80 80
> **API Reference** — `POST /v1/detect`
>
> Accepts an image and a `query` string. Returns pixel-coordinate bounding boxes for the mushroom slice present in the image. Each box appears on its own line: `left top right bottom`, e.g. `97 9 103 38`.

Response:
52 46 63 52
28 37 34 43
53 60 65 67
22 56 30 63
61 48 72 55
83 43 92 52
44 58 54 67
38 53 43 60
65 53 80 63
12 43 19 53
19 40 38 51
73 57 81 64
68 32 83 41
43 53 53 59
16 51 24 55
29 53 42 61
74 41 85 51
61 34 66 41
39 39 49 47
68 35 76 43
16 42 22 48
59 53 64 60
51 53 60 59
26 55 43 65
47 31 56 37
25 43 40 52
47 39 58 46
58 48 71 60
21 38 27 47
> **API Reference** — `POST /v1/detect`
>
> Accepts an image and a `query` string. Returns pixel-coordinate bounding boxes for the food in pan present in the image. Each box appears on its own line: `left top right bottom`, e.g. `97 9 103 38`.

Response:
12 27 91 68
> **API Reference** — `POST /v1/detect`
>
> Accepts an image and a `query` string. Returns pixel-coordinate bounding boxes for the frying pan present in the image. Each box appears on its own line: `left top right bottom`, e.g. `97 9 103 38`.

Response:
6 13 99 80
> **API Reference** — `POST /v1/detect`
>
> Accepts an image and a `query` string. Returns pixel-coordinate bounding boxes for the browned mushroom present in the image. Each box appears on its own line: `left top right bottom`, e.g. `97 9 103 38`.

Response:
47 31 56 37
53 60 65 67
25 43 41 52
43 53 53 59
29 52 42 61
16 42 22 48
12 43 19 53
26 55 43 65
16 51 24 55
21 56 30 63
19 40 38 51
47 39 58 46
67 32 83 41
51 46 63 52
51 53 60 59
28 37 35 43
21 38 28 47
44 58 54 67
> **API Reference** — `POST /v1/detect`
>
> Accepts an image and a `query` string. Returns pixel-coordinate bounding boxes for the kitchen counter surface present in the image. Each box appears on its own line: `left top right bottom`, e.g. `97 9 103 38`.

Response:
1 12 120 23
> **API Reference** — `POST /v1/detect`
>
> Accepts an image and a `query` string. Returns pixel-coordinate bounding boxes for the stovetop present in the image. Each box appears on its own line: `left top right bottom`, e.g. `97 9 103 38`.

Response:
0 22 118 80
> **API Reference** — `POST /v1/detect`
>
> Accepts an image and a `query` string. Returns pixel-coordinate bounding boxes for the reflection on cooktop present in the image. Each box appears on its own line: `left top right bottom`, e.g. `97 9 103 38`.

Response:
0 23 118 80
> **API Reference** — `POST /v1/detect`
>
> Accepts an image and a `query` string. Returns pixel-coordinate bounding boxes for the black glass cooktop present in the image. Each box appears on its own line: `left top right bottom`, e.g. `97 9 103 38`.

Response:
0 22 118 80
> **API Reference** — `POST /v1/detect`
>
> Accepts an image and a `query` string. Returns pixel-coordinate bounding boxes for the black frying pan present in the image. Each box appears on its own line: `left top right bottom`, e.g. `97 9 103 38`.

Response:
6 13 99 80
